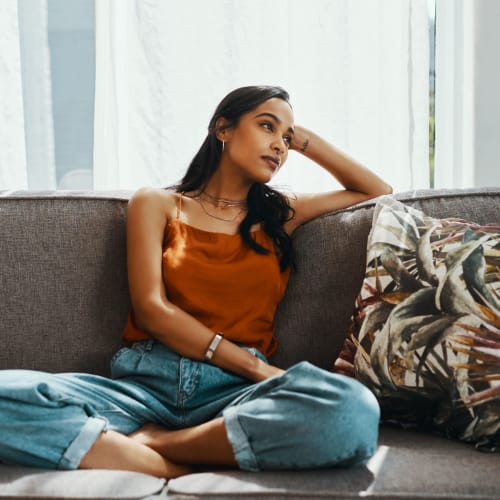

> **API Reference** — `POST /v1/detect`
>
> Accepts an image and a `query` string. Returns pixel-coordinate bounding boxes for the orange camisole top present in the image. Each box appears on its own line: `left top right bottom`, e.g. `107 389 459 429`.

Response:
122 193 291 358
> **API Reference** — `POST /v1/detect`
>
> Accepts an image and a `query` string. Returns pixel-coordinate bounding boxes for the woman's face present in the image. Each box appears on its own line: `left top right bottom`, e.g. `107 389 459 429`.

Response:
220 97 295 184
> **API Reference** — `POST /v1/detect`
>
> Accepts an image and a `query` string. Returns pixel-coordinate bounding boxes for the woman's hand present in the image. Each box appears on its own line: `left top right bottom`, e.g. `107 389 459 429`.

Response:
284 125 392 234
333 358 356 378
252 361 285 382
332 337 357 378
290 125 311 154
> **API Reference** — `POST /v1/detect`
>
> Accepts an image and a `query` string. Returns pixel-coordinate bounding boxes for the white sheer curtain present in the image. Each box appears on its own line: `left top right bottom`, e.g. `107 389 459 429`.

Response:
94 0 430 193
434 0 474 189
0 0 56 191
434 0 500 188
0 0 28 190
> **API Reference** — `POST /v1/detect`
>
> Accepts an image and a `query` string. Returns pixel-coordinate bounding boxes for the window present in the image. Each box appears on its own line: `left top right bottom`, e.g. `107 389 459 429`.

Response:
5 1 431 192
47 0 95 189
428 0 436 188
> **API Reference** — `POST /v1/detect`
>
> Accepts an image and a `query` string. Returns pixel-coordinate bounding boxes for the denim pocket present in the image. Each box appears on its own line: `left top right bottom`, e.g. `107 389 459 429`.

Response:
178 357 200 405
110 342 151 379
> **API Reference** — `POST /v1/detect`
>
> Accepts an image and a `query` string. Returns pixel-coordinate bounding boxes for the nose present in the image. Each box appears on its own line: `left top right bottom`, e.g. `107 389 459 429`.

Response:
272 138 286 155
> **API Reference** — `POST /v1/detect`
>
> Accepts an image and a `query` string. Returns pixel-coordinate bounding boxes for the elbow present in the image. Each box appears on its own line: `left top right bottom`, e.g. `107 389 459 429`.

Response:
133 299 174 335
362 183 393 202
372 182 393 197
134 313 154 335
381 183 393 195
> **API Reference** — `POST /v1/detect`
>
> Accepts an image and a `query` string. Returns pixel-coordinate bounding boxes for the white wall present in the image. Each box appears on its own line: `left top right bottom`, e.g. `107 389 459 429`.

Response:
473 0 500 187
435 0 500 188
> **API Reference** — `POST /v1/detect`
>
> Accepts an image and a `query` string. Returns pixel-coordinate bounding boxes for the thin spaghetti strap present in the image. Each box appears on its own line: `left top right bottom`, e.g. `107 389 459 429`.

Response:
176 193 183 220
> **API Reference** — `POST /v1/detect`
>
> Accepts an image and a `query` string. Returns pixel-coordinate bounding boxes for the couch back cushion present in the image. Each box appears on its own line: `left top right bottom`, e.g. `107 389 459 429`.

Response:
1 188 499 375
0 193 130 375
272 188 500 369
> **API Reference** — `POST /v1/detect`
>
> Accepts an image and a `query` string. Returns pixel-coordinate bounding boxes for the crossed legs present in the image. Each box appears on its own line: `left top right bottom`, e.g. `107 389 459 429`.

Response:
79 417 235 478
80 362 381 477
1 362 378 478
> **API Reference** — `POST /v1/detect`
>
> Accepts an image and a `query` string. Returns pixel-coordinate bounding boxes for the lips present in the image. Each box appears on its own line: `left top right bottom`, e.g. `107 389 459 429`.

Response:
261 155 281 169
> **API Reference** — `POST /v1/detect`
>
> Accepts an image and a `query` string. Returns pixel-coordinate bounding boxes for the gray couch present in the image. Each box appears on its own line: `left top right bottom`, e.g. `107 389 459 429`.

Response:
0 188 499 500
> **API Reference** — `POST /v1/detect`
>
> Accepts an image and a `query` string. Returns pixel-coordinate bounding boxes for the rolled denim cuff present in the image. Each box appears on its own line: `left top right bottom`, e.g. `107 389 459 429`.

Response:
58 416 108 470
223 406 260 472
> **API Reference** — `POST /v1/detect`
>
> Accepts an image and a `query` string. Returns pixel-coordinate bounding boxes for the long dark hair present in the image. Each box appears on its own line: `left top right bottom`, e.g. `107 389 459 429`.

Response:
174 85 295 270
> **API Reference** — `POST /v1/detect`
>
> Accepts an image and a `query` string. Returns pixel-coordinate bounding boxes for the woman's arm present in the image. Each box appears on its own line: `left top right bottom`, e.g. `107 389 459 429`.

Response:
285 125 392 234
126 188 283 383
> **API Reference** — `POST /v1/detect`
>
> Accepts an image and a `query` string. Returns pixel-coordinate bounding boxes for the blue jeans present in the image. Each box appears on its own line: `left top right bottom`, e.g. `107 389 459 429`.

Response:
0 340 380 471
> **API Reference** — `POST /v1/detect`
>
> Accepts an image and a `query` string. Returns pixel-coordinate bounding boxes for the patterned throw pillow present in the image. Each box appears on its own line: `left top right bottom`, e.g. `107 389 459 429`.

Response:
341 196 500 451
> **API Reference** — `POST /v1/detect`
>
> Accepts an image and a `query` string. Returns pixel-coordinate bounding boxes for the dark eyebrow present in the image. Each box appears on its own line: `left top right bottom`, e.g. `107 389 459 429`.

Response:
255 112 295 135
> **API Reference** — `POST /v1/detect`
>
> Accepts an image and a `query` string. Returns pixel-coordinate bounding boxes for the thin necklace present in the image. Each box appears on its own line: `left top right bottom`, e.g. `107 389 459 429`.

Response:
197 197 247 222
198 191 247 209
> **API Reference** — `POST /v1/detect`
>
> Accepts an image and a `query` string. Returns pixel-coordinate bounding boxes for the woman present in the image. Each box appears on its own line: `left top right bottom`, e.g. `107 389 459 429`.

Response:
0 85 391 478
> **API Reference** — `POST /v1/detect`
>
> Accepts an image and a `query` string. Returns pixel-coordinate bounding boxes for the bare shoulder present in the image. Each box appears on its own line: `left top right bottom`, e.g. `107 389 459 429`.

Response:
128 187 178 221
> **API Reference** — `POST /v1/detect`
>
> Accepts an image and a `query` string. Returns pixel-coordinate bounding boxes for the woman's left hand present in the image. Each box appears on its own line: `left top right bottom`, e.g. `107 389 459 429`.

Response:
283 124 392 235
253 362 285 382
289 125 310 154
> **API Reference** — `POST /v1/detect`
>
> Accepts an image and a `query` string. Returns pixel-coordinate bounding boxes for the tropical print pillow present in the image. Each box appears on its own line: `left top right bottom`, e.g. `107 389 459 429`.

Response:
341 196 500 451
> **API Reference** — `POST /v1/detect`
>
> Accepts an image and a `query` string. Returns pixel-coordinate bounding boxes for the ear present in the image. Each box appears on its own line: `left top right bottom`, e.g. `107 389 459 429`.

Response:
215 117 234 142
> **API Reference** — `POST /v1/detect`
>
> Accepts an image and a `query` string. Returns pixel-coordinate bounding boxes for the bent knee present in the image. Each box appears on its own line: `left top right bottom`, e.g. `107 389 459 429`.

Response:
315 373 380 466
345 375 381 425
336 376 380 462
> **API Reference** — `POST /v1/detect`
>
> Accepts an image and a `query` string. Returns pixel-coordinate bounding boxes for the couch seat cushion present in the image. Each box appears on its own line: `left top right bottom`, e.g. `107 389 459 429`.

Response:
167 427 500 499
0 466 165 499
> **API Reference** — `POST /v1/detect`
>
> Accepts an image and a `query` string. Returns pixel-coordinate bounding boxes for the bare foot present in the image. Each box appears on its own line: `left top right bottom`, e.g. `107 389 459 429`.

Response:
129 423 170 450
79 429 194 478
130 418 238 468
129 423 198 475
162 460 195 478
